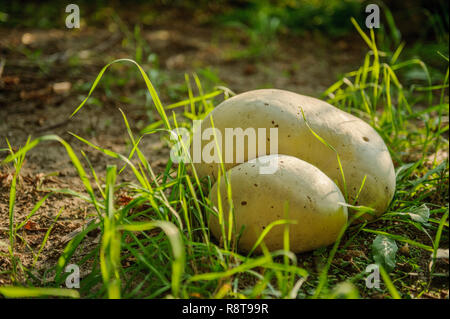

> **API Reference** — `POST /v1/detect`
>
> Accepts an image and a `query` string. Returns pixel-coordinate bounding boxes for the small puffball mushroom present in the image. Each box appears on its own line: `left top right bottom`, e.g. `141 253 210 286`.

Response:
209 155 348 253
195 89 396 219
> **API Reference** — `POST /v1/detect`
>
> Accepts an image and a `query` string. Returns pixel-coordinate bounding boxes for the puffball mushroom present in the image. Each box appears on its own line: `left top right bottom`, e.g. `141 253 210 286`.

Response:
195 89 396 219
209 155 348 253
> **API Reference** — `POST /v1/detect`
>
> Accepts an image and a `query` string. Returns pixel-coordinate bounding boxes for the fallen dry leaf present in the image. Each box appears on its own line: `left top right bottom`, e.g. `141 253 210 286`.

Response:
24 221 38 231
52 82 71 94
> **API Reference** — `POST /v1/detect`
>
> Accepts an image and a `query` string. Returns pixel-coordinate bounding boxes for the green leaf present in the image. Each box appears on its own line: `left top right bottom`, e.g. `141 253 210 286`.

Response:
0 287 79 298
372 235 398 273
329 282 360 299
407 204 430 224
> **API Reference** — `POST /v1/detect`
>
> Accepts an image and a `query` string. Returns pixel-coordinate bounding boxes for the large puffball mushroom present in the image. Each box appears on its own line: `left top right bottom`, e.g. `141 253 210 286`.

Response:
195 89 395 219
209 155 348 253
